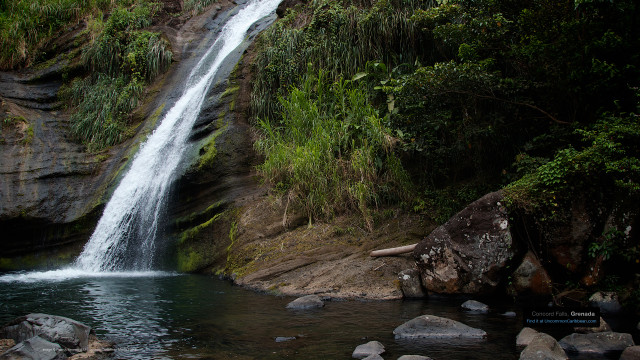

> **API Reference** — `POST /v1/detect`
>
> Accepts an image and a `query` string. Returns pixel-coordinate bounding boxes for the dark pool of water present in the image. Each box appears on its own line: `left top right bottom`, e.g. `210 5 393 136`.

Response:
0 273 624 359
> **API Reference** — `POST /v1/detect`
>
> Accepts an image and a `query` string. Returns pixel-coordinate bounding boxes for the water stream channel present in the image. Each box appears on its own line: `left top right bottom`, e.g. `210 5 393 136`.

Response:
0 273 524 359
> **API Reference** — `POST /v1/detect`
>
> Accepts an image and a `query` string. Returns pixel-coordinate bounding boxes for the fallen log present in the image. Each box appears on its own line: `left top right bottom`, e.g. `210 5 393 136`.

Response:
370 243 417 257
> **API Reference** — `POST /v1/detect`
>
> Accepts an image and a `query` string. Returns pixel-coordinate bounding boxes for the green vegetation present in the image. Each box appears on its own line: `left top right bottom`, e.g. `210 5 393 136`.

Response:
255 69 410 229
253 0 640 227
0 0 107 69
251 0 640 299
66 1 172 151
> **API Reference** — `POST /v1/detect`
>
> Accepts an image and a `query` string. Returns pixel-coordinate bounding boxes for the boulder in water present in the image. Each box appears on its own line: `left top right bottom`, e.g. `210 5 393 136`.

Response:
516 327 539 347
275 336 296 343
393 315 486 339
0 335 66 360
519 333 567 360
352 341 385 359
0 313 91 353
397 356 433 360
461 300 489 313
559 332 634 355
286 295 324 309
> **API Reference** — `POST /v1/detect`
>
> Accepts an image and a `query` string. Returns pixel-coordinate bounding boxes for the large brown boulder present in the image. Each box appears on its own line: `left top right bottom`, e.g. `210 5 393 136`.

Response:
413 191 519 294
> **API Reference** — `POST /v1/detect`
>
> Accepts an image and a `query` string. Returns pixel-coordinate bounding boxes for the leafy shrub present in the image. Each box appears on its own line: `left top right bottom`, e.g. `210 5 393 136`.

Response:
505 109 640 221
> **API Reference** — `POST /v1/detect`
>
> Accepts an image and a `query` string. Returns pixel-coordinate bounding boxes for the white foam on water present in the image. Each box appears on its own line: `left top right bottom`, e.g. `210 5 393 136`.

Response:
0 269 176 283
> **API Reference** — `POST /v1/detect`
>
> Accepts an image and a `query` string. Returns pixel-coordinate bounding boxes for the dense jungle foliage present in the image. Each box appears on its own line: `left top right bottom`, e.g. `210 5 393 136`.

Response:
252 0 640 275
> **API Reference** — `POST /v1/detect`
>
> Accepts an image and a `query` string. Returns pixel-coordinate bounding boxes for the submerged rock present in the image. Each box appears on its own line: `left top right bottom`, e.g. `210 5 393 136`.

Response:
275 336 296 343
286 295 324 309
352 341 385 359
0 313 91 353
461 300 489 313
397 356 432 360
413 191 518 294
559 332 634 355
393 314 486 339
0 335 66 360
519 333 567 360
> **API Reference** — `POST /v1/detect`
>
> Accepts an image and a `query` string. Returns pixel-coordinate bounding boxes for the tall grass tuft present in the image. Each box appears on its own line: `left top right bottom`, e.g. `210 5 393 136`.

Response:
68 1 172 150
255 70 411 229
0 0 107 69
182 0 219 16
68 74 143 150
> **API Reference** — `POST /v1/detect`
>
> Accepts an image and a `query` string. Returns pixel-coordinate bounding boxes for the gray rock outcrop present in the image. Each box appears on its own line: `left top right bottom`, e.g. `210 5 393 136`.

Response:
393 314 487 339
519 333 567 360
516 327 539 347
413 191 518 294
352 341 385 359
461 300 489 313
0 335 66 360
0 313 91 353
559 332 634 354
286 295 324 309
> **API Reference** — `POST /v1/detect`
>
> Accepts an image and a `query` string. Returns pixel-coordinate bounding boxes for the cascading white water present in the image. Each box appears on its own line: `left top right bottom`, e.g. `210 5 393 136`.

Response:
74 0 282 272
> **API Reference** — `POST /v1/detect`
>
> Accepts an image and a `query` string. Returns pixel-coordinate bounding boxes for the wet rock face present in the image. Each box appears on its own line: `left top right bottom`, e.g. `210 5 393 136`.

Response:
413 191 519 294
0 70 116 266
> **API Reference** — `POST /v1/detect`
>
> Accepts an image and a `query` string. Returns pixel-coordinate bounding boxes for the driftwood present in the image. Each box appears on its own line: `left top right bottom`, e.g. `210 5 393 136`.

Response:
370 243 417 257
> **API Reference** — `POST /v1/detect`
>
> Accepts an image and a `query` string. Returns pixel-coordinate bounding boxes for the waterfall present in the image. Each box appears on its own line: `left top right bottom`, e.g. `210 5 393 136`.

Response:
74 0 282 272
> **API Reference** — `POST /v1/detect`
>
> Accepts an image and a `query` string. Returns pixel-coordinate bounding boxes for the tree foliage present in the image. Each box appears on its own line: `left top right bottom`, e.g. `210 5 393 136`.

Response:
252 0 640 226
